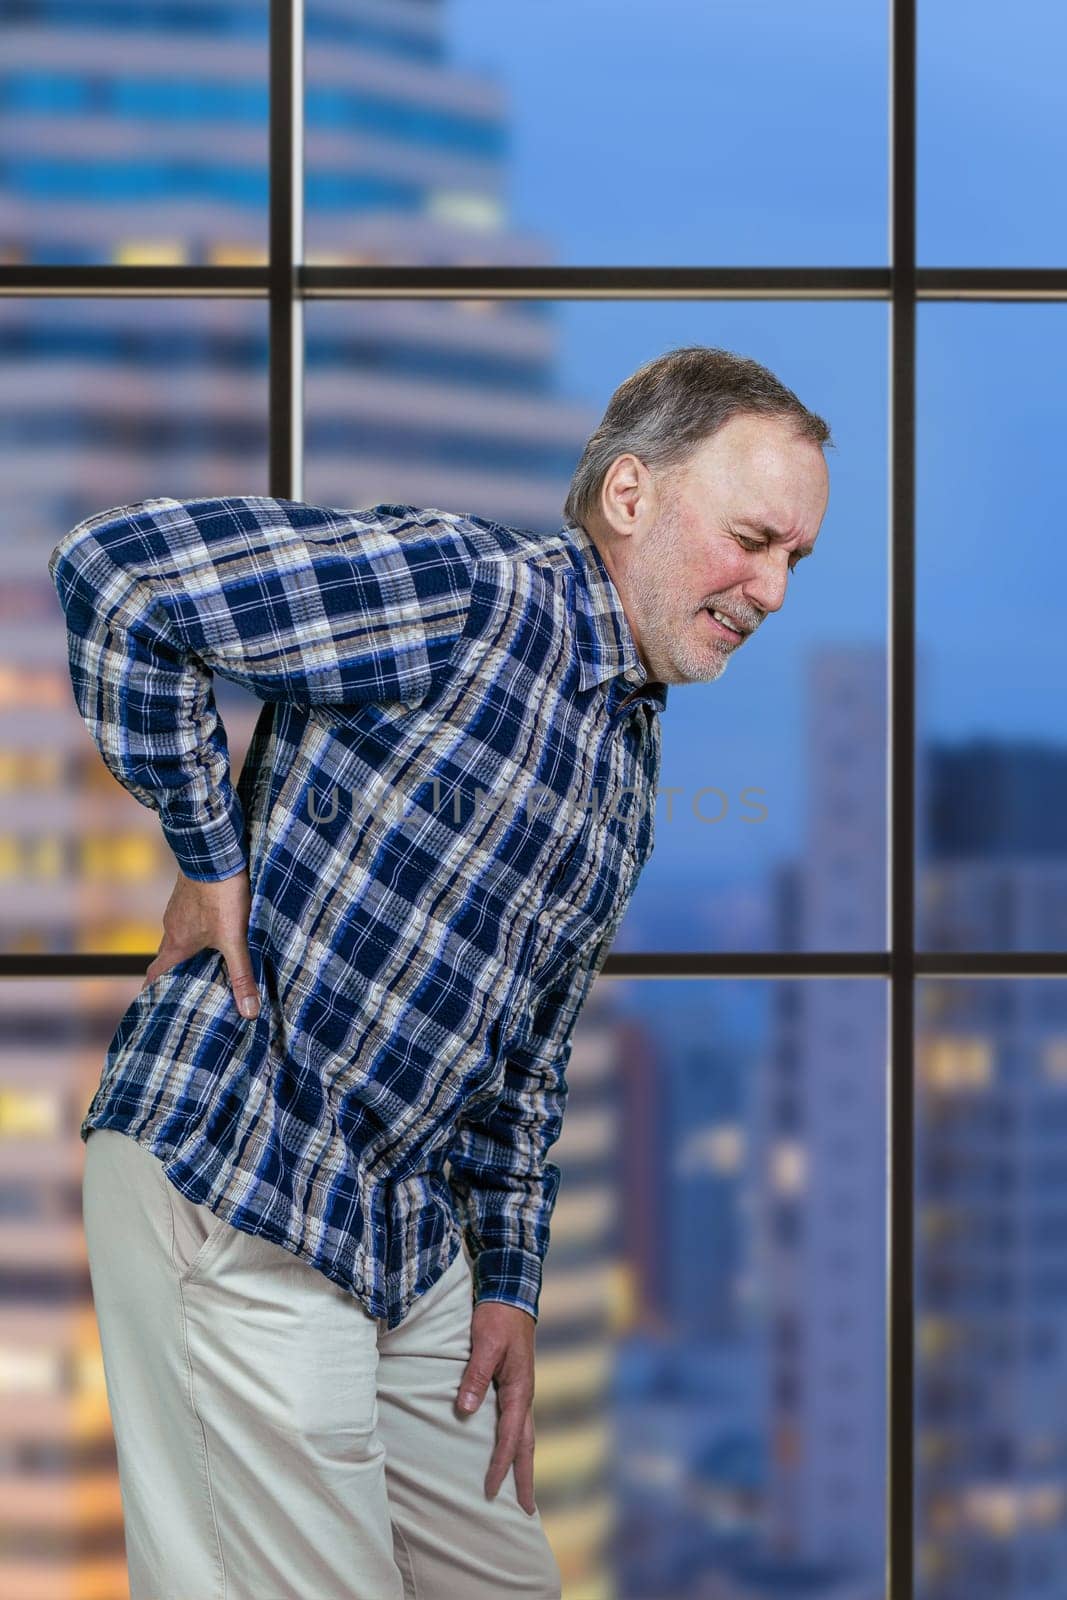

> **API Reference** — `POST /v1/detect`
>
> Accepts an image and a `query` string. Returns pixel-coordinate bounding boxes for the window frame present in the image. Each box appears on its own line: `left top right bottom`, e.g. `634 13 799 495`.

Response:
4 6 1067 1597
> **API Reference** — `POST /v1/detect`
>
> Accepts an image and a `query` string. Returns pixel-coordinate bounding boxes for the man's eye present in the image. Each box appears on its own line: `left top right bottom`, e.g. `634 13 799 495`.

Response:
736 531 800 574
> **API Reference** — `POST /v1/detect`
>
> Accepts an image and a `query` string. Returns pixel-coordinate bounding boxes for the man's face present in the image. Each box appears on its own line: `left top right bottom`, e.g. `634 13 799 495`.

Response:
588 412 831 686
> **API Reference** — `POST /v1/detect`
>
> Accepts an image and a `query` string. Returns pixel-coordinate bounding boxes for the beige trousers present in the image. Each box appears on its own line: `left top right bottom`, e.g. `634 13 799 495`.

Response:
82 1127 561 1600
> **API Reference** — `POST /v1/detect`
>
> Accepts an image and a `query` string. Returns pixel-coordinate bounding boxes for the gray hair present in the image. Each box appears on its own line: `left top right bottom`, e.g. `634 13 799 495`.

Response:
562 344 834 530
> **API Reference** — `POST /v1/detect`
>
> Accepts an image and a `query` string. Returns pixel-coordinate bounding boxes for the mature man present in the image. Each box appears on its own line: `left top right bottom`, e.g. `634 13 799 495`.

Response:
50 344 831 1600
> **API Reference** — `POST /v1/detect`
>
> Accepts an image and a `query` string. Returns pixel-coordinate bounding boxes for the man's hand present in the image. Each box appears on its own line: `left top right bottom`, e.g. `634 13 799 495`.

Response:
456 1300 539 1515
140 866 261 1020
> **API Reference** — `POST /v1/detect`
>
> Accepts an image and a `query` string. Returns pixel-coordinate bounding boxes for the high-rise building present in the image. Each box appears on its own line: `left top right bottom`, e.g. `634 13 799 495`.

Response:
917 739 1067 1600
763 646 887 1582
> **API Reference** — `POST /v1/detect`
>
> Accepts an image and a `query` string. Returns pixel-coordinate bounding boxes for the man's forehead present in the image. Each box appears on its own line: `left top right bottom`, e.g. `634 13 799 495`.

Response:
734 458 830 540
688 426 828 497
680 426 828 537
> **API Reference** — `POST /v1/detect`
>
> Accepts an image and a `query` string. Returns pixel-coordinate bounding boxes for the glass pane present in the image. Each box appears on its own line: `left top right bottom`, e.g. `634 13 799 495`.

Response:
917 306 1067 953
592 976 887 1599
2 12 269 266
304 299 888 953
1 973 887 1599
304 0 888 268
919 0 1067 267
9 298 269 957
917 979 1067 1599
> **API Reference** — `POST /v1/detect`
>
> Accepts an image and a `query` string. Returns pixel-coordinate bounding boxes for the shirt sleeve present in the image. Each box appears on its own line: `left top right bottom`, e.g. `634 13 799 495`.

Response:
47 495 471 883
446 931 613 1323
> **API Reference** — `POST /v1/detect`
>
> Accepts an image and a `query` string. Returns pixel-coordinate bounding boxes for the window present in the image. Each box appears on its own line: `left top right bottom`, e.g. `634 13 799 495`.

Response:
4 3 1061 1597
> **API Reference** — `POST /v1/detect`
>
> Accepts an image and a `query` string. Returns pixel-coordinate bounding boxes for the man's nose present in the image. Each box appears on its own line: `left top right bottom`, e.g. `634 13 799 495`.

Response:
742 575 786 615
742 553 791 615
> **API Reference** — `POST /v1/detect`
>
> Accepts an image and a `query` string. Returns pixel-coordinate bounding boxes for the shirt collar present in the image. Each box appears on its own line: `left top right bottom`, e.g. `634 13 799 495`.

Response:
561 518 670 712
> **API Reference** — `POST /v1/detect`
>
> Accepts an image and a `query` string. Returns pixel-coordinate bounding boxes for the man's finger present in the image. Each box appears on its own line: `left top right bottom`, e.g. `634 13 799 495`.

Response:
140 948 182 991
484 1390 532 1501
506 1408 537 1515
456 1350 497 1413
222 942 260 1018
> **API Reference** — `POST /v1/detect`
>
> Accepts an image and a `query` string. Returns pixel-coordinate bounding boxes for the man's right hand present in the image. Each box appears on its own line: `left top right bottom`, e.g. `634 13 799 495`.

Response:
140 866 261 1019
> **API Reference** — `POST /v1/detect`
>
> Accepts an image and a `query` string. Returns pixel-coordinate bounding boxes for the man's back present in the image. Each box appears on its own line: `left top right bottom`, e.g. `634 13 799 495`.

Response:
49 495 666 1329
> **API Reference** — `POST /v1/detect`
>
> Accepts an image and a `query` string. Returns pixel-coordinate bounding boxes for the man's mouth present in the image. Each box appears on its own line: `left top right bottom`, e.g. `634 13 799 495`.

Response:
703 605 748 641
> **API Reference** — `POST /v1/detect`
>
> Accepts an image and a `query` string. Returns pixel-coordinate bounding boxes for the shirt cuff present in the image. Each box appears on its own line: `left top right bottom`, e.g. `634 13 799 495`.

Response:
160 786 249 882
469 1244 544 1323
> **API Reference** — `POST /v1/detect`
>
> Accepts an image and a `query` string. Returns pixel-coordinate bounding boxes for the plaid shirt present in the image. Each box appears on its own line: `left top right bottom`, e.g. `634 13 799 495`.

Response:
49 496 668 1327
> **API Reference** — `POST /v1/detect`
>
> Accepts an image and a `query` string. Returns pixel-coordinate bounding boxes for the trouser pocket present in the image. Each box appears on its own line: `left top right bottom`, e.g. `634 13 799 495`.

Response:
161 1169 236 1286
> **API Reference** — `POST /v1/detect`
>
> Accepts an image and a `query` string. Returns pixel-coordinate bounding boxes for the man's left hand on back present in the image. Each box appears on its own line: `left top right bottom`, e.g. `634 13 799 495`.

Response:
455 1300 538 1515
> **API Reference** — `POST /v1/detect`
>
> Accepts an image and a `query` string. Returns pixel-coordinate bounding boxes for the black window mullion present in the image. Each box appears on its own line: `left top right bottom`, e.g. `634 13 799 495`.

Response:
269 0 302 501
888 0 918 1591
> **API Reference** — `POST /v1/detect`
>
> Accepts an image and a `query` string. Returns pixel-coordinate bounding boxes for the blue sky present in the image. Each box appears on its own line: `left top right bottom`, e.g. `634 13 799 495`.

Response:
448 0 887 266
449 0 1067 268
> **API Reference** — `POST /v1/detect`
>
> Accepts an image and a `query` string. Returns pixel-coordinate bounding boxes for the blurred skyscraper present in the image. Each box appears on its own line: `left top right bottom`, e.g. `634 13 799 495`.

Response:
762 647 887 1587
916 740 1067 1600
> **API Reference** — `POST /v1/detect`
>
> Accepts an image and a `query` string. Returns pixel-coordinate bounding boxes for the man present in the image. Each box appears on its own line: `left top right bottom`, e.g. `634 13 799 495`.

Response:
51 344 831 1599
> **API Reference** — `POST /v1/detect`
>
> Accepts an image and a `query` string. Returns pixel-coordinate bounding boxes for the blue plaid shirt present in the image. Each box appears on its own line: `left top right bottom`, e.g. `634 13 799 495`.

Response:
49 497 668 1328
